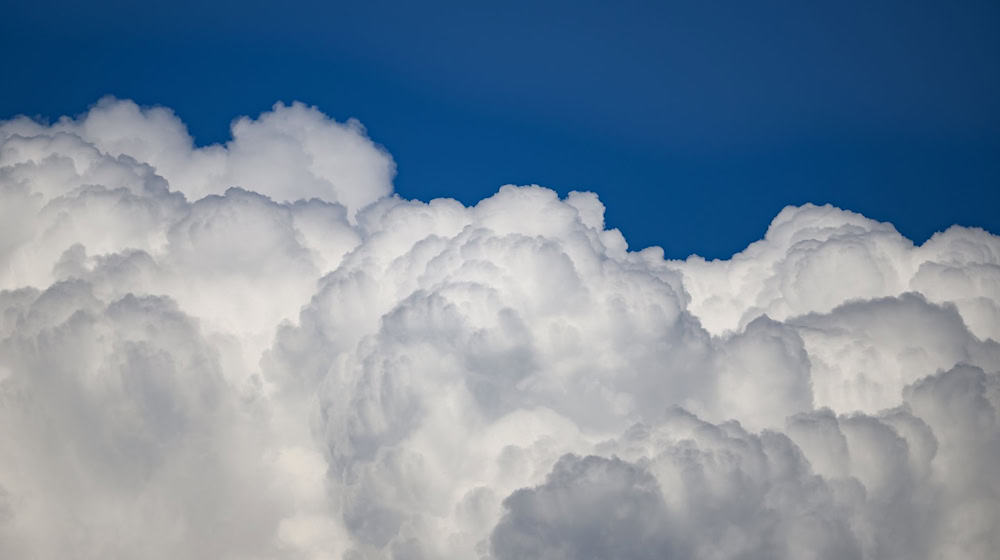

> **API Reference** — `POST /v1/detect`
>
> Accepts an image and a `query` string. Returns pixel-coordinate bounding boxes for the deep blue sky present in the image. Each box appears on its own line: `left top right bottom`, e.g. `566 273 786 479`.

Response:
3 0 998 258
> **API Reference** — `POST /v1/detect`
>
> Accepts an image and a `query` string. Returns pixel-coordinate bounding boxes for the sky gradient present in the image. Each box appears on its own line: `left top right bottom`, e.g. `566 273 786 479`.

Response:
3 0 998 258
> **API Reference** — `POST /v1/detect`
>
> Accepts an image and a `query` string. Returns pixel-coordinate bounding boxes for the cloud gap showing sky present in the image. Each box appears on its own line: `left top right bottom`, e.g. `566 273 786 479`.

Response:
1 99 999 558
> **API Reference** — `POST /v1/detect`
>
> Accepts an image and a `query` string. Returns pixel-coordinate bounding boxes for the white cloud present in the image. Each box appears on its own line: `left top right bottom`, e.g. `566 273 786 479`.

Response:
2 97 394 217
0 99 997 559
673 203 1000 341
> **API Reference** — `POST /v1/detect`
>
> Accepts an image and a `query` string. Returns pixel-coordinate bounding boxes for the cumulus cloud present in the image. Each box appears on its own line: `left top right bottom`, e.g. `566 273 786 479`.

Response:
0 98 997 559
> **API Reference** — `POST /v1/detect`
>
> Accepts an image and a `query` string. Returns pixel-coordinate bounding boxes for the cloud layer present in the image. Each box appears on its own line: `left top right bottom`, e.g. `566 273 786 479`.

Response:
1 99 998 559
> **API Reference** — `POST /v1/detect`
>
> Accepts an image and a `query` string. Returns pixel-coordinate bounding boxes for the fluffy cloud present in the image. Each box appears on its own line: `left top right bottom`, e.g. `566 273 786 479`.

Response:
0 99 997 559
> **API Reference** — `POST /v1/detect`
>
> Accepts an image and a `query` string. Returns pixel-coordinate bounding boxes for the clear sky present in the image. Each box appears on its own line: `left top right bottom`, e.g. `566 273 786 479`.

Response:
3 0 998 258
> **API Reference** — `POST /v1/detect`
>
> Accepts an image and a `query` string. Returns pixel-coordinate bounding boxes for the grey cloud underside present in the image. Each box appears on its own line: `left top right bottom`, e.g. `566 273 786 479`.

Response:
1 99 998 559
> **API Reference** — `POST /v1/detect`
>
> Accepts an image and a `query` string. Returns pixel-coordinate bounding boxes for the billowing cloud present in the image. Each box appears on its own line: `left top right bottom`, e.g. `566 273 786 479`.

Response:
0 98 997 559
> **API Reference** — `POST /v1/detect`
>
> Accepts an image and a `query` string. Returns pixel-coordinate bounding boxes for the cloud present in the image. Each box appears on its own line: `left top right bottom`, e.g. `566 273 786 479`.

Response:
0 98 998 559
1 97 394 217
673 203 1000 341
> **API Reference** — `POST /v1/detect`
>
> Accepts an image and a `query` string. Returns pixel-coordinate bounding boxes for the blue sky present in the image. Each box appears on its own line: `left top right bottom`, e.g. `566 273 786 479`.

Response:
3 0 998 258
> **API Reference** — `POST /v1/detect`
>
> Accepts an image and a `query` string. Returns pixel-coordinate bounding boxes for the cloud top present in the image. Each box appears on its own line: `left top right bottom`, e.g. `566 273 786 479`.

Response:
2 97 395 215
